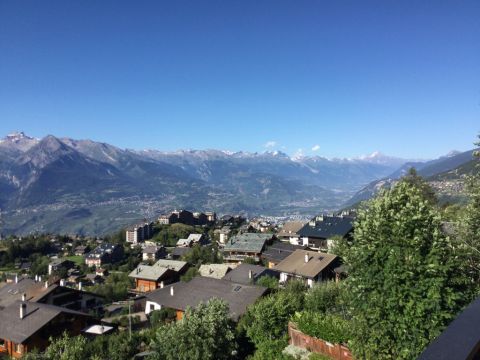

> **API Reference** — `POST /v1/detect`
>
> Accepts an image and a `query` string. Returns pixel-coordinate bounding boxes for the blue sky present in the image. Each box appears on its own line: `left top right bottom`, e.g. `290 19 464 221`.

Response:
0 1 479 159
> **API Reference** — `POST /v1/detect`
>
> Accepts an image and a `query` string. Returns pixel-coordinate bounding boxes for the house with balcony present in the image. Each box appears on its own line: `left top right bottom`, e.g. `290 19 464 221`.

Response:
222 233 274 263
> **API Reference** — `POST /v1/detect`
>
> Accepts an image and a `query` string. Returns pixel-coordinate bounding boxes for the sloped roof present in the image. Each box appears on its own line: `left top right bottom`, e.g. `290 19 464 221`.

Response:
154 259 188 272
223 233 272 253
199 264 232 279
0 301 91 344
262 241 306 263
298 216 353 239
146 276 266 321
128 265 169 281
176 238 192 247
187 234 203 242
276 221 306 238
222 263 279 285
274 250 338 278
0 278 55 310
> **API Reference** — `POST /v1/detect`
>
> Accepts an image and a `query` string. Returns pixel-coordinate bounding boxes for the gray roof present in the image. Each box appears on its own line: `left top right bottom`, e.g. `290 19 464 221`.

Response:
274 250 338 279
154 259 188 272
0 278 54 310
146 276 266 321
277 221 306 238
262 241 306 263
298 216 354 239
222 263 279 285
0 301 90 343
129 265 170 281
223 233 272 253
171 247 191 258
176 238 192 247
187 234 203 242
199 264 232 279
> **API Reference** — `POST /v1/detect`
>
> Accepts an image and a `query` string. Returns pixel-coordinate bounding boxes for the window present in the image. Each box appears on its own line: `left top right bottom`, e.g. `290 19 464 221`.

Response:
0 338 5 348
150 304 155 311
15 343 22 354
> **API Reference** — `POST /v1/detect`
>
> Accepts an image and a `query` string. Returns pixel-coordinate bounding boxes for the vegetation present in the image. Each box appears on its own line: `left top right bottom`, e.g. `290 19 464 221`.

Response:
149 299 236 360
293 311 351 345
152 223 204 247
343 178 467 359
87 272 133 302
182 243 223 266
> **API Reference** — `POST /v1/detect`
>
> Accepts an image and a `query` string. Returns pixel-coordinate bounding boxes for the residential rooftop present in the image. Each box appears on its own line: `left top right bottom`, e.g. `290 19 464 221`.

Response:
274 250 338 279
223 233 273 253
146 276 267 321
298 215 354 239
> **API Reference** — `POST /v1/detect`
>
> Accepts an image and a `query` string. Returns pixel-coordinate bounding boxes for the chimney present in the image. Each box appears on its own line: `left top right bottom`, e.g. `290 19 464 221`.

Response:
15 274 18 284
20 303 26 319
38 276 42 283
44 281 49 289
21 293 26 302
170 286 174 296
305 254 309 263
60 279 65 287
78 281 82 291
248 270 253 279
35 275 38 282
160 281 164 289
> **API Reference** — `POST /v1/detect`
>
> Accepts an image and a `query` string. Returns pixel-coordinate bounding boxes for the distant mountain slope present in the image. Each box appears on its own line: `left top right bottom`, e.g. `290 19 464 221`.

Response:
344 149 478 207
0 132 412 235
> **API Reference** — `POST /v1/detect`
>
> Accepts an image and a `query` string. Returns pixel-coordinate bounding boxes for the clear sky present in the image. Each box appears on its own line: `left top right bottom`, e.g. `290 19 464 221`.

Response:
0 1 479 159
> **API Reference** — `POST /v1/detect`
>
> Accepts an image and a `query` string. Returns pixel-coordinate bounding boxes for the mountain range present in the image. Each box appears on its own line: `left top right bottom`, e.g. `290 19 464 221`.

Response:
0 132 475 235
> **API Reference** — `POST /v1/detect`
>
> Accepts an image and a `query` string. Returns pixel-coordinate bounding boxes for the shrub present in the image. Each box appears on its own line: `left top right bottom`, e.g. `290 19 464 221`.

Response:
293 311 351 345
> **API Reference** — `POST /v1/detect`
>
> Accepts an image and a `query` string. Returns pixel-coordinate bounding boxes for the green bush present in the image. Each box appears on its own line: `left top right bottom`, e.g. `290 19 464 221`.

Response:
293 311 351 345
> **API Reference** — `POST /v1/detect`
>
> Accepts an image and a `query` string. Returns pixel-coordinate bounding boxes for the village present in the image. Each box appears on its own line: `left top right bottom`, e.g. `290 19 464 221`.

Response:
0 209 355 359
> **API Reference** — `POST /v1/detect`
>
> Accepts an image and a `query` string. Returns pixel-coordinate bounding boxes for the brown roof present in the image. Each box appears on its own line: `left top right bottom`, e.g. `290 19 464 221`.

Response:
277 221 306 238
273 250 337 278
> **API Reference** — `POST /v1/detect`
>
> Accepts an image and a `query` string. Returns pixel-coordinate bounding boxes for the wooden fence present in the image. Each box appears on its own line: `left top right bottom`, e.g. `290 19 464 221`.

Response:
288 322 353 360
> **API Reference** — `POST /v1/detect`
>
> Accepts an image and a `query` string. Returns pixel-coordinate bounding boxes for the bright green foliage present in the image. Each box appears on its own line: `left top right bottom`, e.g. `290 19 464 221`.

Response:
249 339 293 360
44 332 87 360
293 311 351 344
304 281 347 315
149 307 176 326
345 180 462 359
149 298 236 360
454 134 480 294
152 223 200 246
256 275 279 290
242 282 305 346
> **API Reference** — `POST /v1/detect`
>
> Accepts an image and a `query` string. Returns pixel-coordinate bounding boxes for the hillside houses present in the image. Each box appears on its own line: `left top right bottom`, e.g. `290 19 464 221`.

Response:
85 243 124 267
274 249 339 288
129 260 188 294
126 222 153 245
298 214 354 251
276 221 306 245
158 210 216 226
222 233 274 263
144 276 267 321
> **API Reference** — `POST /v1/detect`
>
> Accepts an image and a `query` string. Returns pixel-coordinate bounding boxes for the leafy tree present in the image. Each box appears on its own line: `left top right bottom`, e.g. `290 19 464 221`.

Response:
180 267 199 282
44 332 87 360
256 275 279 290
454 133 480 295
149 298 236 360
403 167 437 205
344 179 463 359
87 272 133 302
183 243 222 266
304 281 347 316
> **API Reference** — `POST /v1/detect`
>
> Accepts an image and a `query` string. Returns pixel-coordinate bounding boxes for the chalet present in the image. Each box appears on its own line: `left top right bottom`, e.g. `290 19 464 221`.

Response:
214 226 232 244
262 241 306 268
222 263 279 285
198 264 232 279
85 243 124 267
298 214 354 251
129 259 188 294
74 245 89 256
142 245 166 261
276 221 306 245
145 276 267 321
274 250 339 288
0 301 93 358
187 233 206 245
0 277 104 313
176 238 193 247
48 259 75 276
223 233 273 263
